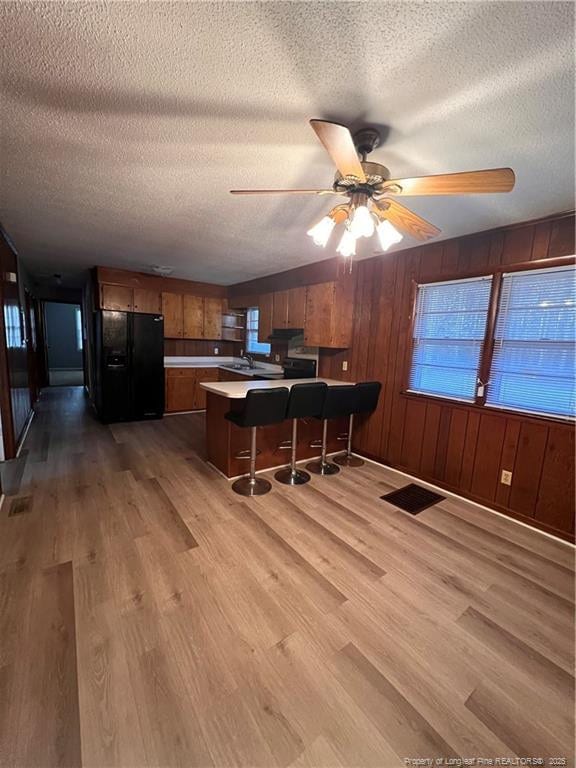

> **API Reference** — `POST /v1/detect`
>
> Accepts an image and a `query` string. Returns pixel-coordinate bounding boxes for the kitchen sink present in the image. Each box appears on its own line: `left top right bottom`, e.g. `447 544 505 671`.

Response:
227 364 264 371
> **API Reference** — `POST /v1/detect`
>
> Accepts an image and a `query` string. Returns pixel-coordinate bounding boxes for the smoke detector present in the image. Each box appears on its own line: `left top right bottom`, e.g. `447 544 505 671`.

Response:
150 265 174 277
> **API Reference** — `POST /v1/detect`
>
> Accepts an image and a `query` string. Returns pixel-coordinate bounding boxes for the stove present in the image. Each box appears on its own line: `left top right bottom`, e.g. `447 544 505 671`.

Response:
259 357 317 380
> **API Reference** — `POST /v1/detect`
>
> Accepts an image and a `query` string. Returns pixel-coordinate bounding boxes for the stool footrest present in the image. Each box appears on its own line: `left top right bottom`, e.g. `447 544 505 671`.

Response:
233 448 262 460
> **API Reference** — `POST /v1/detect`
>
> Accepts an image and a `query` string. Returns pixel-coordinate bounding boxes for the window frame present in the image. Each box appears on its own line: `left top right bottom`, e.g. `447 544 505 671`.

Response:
245 307 271 357
404 254 576 424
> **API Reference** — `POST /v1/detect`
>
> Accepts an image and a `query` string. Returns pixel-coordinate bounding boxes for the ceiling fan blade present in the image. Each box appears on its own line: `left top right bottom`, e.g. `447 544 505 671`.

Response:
381 168 515 196
309 120 366 183
230 188 340 196
377 199 441 241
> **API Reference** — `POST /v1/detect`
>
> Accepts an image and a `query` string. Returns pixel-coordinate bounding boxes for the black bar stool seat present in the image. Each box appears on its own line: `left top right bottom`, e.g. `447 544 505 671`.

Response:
334 381 382 467
225 387 289 496
275 382 327 486
306 385 357 476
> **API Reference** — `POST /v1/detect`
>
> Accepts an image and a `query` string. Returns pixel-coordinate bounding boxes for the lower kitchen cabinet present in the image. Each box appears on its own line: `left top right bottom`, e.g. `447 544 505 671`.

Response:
165 367 220 412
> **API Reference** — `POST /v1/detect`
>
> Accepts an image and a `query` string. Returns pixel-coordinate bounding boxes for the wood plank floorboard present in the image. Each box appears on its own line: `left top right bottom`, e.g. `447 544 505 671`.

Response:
0 387 573 767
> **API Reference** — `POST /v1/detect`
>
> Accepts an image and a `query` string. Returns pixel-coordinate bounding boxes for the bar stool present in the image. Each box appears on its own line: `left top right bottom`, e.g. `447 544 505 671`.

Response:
306 385 357 476
274 382 327 486
334 381 382 467
225 387 289 496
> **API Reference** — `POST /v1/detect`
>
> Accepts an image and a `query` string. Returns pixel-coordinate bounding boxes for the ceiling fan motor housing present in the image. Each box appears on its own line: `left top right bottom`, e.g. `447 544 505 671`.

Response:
333 161 391 196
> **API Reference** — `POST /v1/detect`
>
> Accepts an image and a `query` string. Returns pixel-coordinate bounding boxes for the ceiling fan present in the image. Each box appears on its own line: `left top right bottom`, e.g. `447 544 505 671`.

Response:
230 120 515 259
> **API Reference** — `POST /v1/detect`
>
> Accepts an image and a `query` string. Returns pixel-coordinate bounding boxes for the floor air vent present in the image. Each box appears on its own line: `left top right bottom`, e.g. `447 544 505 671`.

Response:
380 483 445 515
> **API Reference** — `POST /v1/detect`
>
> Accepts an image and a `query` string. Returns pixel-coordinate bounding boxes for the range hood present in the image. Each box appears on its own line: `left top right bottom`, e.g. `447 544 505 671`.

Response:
267 328 303 341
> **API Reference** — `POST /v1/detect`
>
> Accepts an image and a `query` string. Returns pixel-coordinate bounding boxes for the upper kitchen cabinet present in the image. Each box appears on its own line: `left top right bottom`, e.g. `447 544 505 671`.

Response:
287 286 306 328
258 293 274 342
162 292 184 338
304 277 354 348
203 297 223 340
100 284 133 312
183 295 204 339
133 288 161 314
272 290 289 328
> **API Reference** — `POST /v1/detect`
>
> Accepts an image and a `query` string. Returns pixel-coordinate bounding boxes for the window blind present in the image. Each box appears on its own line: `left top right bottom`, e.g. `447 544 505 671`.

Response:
246 308 271 355
486 266 575 418
408 276 492 402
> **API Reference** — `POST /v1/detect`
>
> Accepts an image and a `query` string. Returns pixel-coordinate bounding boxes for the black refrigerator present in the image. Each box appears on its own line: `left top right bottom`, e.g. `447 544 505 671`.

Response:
94 310 164 423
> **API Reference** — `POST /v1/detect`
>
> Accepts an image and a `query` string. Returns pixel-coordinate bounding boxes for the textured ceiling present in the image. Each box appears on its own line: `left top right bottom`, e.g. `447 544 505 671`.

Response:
0 2 574 286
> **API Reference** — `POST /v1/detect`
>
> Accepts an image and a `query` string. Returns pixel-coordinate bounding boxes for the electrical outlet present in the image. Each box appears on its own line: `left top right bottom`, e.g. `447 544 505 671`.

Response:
501 470 512 486
214 347 219 355
342 360 348 372
240 348 244 357
275 354 280 362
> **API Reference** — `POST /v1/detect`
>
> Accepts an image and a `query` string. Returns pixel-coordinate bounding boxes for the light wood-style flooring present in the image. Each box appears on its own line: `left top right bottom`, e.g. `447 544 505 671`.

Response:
0 387 574 767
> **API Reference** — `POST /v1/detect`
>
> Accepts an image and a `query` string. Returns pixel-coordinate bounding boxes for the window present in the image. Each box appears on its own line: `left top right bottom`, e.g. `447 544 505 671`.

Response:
408 264 576 420
75 306 83 351
246 308 271 355
408 276 492 402
486 266 575 417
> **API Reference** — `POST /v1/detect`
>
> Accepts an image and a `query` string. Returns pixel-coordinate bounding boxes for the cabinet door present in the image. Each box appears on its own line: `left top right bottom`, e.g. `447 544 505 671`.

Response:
161 292 184 338
133 288 161 314
101 284 133 312
193 367 219 409
183 295 204 339
203 297 223 339
287 286 306 328
329 272 355 348
272 290 289 329
258 293 273 342
304 282 335 346
165 369 195 412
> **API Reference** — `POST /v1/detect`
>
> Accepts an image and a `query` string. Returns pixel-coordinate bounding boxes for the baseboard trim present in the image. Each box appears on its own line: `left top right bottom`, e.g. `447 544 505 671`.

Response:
357 451 574 548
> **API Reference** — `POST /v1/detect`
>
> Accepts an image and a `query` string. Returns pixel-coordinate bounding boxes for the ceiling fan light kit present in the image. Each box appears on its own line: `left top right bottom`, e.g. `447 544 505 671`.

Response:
231 119 515 267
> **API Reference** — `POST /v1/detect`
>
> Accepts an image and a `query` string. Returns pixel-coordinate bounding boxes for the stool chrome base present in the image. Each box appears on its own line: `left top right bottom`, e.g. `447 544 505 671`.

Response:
333 452 365 467
231 476 272 496
306 459 340 476
274 467 310 485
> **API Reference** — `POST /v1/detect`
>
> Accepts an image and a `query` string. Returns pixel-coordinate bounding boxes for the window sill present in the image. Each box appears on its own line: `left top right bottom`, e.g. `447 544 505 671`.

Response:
401 390 574 426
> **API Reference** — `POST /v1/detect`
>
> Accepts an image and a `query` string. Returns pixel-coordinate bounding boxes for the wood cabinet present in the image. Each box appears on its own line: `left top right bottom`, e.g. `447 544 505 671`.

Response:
287 286 306 328
165 367 219 412
272 290 289 328
162 292 184 338
183 295 204 339
165 368 196 412
133 288 161 314
269 287 306 329
101 284 133 312
258 293 273 343
304 277 354 348
203 297 223 340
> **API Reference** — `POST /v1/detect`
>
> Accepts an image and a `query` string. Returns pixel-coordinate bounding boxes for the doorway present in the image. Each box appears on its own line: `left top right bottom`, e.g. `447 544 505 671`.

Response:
44 302 85 386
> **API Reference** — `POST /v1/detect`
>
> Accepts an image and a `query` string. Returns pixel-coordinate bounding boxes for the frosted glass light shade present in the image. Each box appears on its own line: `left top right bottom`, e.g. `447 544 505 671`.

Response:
349 205 375 238
377 219 403 250
336 229 357 258
306 216 336 247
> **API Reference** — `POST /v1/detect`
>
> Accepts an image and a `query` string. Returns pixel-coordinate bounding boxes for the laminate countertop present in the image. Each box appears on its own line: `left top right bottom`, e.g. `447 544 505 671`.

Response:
200 377 351 399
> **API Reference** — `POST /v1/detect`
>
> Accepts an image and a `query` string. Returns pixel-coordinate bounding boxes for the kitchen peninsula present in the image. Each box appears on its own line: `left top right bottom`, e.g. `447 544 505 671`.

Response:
201 378 350 477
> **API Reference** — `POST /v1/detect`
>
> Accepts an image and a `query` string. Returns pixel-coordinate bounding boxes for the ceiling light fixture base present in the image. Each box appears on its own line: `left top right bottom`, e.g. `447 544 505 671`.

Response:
353 127 381 158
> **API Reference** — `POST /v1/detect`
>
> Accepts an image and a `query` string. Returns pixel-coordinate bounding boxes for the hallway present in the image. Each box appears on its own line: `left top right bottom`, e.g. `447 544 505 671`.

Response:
0 388 574 767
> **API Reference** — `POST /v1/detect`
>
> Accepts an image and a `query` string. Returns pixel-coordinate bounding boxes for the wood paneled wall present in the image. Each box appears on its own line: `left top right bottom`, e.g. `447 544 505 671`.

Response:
164 339 239 357
0 227 32 461
317 212 575 541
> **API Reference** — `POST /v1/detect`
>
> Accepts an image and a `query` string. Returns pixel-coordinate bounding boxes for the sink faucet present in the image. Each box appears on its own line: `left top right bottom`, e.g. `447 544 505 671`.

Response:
242 354 255 369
